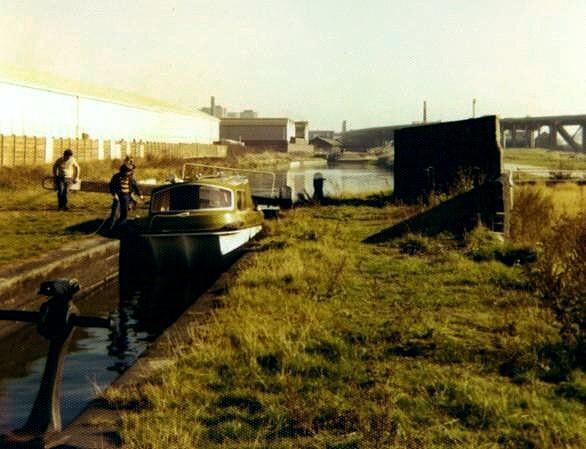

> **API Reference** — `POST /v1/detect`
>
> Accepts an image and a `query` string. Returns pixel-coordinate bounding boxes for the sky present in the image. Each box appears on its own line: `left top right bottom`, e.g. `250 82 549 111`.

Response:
1 0 585 130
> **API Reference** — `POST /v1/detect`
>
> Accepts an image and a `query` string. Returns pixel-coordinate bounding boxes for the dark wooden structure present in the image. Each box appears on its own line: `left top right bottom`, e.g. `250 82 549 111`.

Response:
394 116 502 204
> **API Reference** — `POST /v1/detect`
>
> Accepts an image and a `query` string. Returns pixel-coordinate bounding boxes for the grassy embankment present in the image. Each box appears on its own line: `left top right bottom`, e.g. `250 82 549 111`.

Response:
105 200 585 449
0 152 310 268
503 148 586 170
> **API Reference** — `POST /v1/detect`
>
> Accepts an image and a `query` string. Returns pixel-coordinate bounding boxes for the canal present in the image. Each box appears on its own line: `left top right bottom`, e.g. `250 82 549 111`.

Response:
0 163 393 434
285 162 393 198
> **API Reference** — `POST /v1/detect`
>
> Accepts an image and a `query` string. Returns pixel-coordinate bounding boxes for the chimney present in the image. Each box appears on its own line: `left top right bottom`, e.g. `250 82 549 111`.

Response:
211 96 215 116
423 101 427 124
342 120 347 133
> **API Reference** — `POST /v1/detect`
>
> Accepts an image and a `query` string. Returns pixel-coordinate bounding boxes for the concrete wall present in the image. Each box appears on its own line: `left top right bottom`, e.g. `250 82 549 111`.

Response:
394 116 503 203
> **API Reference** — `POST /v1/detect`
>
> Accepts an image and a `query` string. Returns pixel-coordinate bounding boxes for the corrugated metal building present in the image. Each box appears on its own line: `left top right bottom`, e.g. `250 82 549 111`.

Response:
0 66 220 163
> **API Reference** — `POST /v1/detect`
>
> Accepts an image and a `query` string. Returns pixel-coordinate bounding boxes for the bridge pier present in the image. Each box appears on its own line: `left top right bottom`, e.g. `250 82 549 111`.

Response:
549 124 558 148
582 122 586 152
510 125 517 147
525 126 535 148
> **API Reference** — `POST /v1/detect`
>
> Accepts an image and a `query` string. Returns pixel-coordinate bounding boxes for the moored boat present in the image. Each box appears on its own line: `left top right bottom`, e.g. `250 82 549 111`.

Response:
121 173 263 277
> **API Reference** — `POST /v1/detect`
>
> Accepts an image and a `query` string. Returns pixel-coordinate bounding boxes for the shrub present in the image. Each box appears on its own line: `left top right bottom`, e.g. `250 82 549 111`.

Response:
465 225 504 261
531 213 586 363
510 186 555 244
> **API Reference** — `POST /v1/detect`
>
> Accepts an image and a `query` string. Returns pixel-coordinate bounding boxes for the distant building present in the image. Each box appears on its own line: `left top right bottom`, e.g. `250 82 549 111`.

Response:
295 121 309 142
309 130 335 140
240 109 258 119
226 112 239 118
220 118 312 153
200 105 226 118
310 136 342 153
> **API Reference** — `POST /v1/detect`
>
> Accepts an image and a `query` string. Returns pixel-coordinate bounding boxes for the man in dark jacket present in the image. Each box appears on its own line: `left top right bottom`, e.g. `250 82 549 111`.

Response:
108 165 143 230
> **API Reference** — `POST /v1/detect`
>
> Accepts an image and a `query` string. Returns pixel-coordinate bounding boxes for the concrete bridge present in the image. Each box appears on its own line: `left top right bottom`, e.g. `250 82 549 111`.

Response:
500 114 585 151
341 114 586 152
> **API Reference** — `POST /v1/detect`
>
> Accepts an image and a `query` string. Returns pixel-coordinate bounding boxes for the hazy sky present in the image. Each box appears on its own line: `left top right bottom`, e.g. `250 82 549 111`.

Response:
1 0 584 130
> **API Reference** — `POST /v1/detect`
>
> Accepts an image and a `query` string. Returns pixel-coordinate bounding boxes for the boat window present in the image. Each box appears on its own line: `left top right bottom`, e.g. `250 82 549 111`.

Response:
237 191 245 210
151 185 232 212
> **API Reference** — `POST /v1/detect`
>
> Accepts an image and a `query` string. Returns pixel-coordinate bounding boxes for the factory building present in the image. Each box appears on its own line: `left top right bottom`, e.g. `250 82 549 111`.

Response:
0 66 221 165
220 118 313 153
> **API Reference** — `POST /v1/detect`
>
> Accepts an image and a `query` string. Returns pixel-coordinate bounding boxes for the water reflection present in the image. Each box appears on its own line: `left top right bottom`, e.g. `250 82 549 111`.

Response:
0 254 226 433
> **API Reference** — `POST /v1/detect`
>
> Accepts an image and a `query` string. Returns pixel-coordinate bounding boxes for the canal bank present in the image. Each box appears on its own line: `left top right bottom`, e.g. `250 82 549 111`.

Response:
57 205 583 449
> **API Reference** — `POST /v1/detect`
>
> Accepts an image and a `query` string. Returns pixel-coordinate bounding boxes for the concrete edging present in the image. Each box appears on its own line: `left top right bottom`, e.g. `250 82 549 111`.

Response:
0 237 119 339
58 252 254 449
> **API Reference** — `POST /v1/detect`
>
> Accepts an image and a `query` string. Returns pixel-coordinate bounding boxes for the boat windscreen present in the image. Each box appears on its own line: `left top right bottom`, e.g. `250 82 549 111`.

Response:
151 185 233 212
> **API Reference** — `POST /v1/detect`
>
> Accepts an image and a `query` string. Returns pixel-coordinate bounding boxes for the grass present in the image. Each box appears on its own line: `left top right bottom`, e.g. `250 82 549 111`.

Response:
0 161 127 268
106 205 585 449
503 148 586 171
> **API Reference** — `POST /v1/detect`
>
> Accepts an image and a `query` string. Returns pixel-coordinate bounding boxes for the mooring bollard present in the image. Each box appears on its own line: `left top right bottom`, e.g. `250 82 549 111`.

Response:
0 279 112 449
313 172 325 203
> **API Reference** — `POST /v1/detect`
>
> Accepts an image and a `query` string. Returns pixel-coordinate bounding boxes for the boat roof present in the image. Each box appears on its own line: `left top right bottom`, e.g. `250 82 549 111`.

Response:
151 176 250 194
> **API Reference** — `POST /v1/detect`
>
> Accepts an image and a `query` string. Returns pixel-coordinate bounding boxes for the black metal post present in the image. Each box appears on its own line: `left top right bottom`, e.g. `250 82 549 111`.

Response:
0 279 112 448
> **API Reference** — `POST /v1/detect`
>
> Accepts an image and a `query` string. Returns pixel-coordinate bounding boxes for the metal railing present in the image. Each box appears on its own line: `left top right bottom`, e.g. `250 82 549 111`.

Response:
181 163 278 198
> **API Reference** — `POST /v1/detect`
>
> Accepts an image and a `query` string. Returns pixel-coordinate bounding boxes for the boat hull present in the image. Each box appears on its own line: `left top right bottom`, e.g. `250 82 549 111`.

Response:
120 225 262 278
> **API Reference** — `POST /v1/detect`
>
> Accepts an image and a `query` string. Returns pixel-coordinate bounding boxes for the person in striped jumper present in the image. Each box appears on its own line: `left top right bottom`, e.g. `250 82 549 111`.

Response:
108 164 143 230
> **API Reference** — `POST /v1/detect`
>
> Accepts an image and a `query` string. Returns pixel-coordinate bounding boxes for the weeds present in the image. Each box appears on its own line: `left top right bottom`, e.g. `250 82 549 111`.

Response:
510 186 555 243
532 213 586 364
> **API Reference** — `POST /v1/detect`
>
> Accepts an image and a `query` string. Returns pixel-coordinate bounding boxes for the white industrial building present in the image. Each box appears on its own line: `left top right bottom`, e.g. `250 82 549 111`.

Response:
0 66 220 163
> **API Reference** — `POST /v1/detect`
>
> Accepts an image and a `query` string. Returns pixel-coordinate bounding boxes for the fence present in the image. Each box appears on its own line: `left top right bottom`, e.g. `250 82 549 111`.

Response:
0 134 227 167
0 135 45 167
53 137 99 162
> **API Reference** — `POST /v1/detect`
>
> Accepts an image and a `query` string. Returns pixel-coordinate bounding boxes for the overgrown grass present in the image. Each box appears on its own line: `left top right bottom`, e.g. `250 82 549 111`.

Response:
531 213 586 363
109 205 585 449
510 183 586 244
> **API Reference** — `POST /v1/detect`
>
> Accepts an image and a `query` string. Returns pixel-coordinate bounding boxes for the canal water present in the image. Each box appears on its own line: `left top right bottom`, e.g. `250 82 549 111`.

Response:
284 162 393 199
0 162 393 434
0 270 219 434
